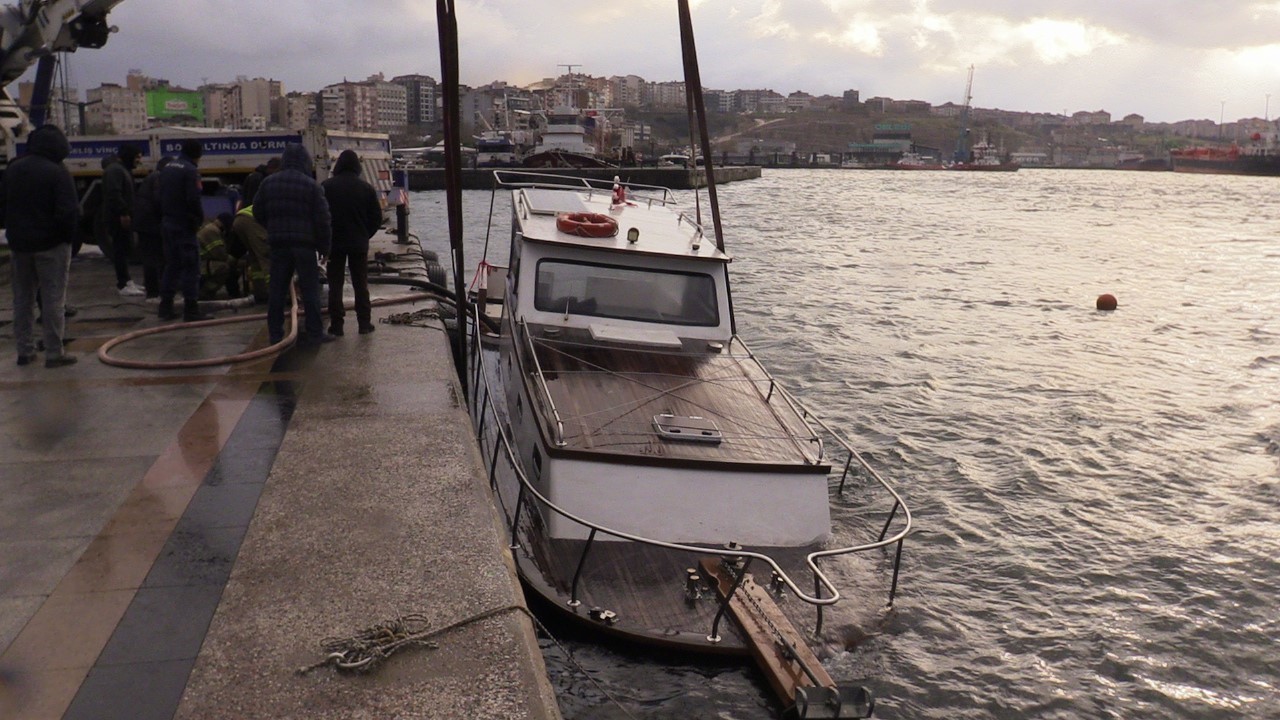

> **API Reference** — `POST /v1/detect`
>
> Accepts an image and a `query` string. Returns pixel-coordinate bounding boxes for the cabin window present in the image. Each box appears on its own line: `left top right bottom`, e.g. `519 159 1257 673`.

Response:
533 259 719 326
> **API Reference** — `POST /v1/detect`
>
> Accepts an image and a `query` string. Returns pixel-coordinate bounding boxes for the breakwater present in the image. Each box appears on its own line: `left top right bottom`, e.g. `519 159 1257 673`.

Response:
404 165 761 191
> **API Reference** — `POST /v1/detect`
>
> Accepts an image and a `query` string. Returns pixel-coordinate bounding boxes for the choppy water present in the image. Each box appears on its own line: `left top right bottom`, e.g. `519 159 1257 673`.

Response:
410 169 1280 719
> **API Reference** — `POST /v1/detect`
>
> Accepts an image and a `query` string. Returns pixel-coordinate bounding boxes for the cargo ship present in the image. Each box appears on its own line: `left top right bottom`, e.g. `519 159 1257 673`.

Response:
1170 133 1280 176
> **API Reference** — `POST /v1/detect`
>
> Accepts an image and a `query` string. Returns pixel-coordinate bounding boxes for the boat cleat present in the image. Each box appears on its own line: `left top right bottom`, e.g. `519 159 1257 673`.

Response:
588 607 618 625
769 570 788 597
790 685 874 719
684 567 704 602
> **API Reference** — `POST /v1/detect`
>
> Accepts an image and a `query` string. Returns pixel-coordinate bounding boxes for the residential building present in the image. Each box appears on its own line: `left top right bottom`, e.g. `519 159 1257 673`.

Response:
368 74 408 135
85 83 147 134
391 74 438 126
648 81 686 109
277 92 316 131
321 80 378 132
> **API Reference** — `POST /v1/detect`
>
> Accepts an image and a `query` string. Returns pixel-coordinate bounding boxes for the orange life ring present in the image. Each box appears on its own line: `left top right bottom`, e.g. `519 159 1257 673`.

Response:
556 212 619 238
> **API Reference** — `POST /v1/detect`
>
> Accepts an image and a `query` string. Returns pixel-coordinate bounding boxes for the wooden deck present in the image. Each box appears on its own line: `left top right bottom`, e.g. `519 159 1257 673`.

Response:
530 336 826 469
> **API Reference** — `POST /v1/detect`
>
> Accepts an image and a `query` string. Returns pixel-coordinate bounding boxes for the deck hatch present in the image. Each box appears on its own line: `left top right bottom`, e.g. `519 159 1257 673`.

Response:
653 413 723 443
524 189 590 215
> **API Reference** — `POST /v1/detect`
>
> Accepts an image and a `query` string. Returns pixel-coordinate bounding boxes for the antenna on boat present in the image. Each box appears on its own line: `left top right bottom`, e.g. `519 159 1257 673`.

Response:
437 0 468 398
677 0 724 255
677 0 735 336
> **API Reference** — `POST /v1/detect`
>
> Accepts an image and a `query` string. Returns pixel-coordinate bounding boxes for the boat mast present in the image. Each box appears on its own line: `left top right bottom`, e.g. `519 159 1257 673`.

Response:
677 0 734 335
954 64 974 163
436 0 468 398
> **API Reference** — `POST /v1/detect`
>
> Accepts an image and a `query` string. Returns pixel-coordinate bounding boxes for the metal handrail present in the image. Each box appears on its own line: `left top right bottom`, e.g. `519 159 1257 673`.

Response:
517 318 567 447
469 310 912 613
493 169 679 206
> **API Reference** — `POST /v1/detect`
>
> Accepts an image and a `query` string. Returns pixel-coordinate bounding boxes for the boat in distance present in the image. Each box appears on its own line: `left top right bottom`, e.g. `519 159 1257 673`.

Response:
463 169 912 664
1170 136 1280 176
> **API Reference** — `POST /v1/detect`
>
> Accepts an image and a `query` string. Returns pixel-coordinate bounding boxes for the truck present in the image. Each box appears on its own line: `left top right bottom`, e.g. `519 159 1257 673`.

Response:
47 127 399 246
0 1 402 247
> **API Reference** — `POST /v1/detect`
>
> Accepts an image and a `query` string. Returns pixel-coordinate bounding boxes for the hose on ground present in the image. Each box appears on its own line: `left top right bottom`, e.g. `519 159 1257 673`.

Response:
97 286 442 370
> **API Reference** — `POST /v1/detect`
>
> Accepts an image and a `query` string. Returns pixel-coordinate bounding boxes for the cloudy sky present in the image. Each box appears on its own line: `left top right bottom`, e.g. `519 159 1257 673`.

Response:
55 0 1280 123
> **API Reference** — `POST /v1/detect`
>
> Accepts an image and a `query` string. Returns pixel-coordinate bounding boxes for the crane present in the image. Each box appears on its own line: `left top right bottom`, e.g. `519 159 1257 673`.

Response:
0 0 126 162
953 64 974 163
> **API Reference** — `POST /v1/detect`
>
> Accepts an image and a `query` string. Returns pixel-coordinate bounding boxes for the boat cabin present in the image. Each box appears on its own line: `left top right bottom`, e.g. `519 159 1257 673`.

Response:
506 185 733 348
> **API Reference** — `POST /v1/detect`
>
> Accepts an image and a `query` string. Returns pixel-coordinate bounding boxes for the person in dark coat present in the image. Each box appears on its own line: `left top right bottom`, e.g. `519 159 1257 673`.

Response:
157 139 210 321
100 144 144 296
0 125 80 368
253 143 332 347
321 149 383 335
238 156 277 209
132 156 173 298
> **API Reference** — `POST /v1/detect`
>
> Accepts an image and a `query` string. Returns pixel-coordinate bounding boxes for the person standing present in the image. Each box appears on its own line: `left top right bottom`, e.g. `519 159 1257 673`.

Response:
157 139 210 322
239 156 278 210
0 124 79 368
253 143 332 347
132 155 172 298
100 144 145 297
321 149 383 336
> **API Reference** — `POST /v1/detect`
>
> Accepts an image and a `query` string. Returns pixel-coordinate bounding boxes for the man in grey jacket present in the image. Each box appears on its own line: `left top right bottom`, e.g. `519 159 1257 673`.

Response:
0 125 80 368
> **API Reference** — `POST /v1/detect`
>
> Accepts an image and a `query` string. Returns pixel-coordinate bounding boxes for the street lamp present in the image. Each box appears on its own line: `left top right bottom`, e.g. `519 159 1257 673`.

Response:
1219 100 1225 140
1267 93 1271 122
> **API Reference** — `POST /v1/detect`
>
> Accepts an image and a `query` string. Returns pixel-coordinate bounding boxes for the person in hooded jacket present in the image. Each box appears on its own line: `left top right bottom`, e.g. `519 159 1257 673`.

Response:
0 124 80 368
157 139 211 321
253 142 332 347
132 156 173 298
321 149 383 336
100 144 145 297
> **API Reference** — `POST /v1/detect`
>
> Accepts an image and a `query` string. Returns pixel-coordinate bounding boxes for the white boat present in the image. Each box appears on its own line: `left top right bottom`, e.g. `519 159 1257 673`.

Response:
464 169 911 665
475 131 520 167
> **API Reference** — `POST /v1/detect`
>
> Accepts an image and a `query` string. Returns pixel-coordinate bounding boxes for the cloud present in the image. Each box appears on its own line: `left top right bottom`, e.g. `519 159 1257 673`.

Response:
29 0 1280 123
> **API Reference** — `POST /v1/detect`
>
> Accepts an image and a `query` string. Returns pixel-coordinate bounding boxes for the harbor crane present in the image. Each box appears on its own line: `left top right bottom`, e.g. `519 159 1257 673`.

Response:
0 0 126 163
953 64 974 163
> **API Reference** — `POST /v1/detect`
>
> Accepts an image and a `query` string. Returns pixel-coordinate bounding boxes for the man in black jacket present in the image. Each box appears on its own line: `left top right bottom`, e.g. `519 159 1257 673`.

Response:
0 125 80 368
100 144 144 296
157 139 210 321
321 149 383 336
254 143 332 346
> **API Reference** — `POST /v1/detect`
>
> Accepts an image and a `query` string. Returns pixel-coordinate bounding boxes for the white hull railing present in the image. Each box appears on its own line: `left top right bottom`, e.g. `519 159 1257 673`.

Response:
466 309 912 641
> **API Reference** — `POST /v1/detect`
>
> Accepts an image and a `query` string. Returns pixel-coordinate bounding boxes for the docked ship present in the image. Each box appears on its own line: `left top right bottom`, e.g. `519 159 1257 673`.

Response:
521 106 614 169
1169 134 1280 175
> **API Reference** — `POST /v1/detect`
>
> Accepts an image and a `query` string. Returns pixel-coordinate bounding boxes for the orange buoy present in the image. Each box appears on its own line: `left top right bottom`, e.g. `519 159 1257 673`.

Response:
556 212 619 238
1096 293 1117 311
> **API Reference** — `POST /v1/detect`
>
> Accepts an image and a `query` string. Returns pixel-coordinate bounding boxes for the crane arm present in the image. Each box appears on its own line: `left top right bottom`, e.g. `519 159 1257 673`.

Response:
0 0 125 160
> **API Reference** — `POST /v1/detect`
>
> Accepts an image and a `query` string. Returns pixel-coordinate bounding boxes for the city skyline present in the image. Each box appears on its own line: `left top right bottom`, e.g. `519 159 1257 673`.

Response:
40 0 1280 125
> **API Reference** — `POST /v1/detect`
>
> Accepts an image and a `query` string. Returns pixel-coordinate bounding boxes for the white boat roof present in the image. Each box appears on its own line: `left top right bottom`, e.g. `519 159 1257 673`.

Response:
514 186 731 263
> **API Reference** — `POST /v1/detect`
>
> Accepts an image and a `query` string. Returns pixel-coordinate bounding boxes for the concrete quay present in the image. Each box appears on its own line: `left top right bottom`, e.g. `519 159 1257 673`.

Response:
0 231 561 719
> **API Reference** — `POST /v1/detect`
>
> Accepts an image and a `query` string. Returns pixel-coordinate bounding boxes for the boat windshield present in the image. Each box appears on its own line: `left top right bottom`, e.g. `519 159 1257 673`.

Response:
533 259 719 326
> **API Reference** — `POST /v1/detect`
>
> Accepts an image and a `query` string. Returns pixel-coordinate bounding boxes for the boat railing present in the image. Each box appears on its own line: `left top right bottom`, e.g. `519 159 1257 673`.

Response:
468 310 912 639
516 319 567 447
493 169 679 207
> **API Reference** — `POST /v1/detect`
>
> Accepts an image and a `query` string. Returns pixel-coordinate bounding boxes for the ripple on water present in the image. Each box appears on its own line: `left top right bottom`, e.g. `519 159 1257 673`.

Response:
409 170 1280 718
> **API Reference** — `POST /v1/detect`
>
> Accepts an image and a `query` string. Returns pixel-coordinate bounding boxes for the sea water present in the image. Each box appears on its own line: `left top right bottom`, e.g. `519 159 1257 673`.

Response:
411 168 1280 719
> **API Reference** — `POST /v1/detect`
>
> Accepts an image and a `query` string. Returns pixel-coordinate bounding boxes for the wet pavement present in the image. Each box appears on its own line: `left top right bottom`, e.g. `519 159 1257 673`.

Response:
0 234 560 719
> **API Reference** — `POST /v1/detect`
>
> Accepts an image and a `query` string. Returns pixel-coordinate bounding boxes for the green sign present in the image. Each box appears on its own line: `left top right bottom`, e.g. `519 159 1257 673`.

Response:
146 90 205 121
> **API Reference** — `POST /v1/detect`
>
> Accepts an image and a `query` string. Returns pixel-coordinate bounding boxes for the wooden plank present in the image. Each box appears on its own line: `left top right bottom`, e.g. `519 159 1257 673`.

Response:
701 558 835 706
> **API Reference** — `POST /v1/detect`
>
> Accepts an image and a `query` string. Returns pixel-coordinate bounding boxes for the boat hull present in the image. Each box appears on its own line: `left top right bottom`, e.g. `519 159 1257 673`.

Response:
1170 154 1280 176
